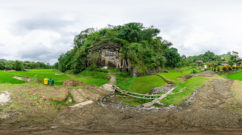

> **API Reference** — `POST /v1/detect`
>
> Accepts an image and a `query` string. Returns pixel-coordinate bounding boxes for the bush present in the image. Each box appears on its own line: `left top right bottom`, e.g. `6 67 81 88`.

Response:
232 66 236 70
217 66 220 72
222 66 228 72
228 65 232 71
192 69 198 74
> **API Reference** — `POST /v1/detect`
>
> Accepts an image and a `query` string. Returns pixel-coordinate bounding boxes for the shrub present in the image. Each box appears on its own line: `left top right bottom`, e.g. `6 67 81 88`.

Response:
222 66 228 72
232 66 236 70
217 66 220 72
228 66 232 71
192 69 198 74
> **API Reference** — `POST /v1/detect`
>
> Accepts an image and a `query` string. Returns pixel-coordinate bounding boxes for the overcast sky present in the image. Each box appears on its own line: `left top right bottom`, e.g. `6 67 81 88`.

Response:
0 0 242 64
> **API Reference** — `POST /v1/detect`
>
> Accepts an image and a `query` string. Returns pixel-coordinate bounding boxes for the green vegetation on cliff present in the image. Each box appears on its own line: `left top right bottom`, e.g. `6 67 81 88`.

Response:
57 23 181 74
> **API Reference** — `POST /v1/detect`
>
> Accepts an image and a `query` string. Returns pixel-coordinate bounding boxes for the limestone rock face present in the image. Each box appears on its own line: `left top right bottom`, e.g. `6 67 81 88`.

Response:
88 42 132 72
100 49 131 71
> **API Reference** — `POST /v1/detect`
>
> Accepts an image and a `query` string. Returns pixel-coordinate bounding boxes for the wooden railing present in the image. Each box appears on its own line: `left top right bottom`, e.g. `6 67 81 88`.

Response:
113 86 161 100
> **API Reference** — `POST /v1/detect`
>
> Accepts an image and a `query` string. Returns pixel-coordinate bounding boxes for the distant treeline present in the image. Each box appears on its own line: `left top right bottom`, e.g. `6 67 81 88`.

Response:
0 59 52 71
183 51 241 66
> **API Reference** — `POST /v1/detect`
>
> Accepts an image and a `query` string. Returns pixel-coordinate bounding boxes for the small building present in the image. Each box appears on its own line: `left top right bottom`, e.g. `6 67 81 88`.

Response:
196 60 204 66
221 63 229 66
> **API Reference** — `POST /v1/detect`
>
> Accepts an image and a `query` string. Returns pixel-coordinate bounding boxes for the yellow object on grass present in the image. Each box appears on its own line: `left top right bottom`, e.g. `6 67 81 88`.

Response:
44 78 49 85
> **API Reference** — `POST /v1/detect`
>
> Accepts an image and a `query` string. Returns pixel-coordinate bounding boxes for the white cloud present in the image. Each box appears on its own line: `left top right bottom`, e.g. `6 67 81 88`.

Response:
0 0 241 64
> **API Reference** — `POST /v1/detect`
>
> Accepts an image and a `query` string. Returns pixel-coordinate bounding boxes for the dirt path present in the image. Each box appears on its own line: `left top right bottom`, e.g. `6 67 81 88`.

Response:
142 87 175 107
108 72 116 85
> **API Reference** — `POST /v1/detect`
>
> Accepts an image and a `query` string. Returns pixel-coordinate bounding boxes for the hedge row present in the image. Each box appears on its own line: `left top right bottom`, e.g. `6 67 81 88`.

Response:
212 66 242 72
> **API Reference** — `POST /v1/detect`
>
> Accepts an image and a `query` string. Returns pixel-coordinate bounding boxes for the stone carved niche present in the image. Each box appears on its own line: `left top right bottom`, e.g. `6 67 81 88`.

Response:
88 43 132 72
100 49 131 71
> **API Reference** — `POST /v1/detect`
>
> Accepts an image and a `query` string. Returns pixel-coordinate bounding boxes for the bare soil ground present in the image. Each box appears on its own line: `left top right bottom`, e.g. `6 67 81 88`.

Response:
23 86 68 101
0 72 242 135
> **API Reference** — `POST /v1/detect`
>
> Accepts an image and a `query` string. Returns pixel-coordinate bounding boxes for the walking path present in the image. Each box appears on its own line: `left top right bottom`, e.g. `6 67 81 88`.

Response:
113 86 161 99
108 73 116 85
142 87 175 107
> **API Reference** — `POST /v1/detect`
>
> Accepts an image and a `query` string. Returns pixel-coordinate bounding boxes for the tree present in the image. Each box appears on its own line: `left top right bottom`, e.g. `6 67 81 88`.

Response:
228 55 237 65
164 48 181 67
202 51 219 62
0 60 6 70
15 61 24 71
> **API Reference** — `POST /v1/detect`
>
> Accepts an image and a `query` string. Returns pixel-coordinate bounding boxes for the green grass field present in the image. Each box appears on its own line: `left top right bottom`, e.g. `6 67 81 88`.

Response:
0 69 109 86
157 67 201 84
0 71 25 84
224 71 242 81
117 72 166 94
161 76 208 105
9 69 71 85
72 70 109 86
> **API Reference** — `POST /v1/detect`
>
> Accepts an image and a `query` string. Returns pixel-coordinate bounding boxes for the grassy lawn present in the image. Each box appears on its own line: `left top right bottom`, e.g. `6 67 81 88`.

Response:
8 69 71 85
161 76 208 105
71 70 109 86
0 69 109 86
117 72 166 94
157 67 201 84
224 71 242 81
116 67 203 106
0 71 25 84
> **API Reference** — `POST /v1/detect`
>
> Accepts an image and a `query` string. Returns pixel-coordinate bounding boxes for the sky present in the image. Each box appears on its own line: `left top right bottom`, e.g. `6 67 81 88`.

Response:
0 0 242 64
